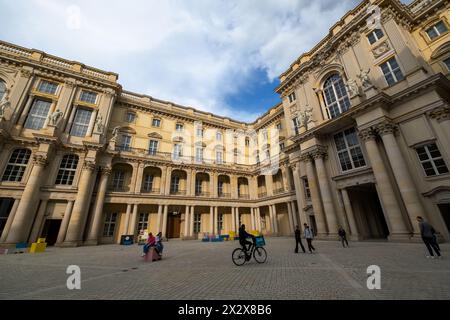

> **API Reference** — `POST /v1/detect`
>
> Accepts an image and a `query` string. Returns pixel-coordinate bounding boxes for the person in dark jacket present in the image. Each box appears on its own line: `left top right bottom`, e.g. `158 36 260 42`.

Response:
239 224 255 259
294 225 306 253
338 226 349 248
417 216 441 258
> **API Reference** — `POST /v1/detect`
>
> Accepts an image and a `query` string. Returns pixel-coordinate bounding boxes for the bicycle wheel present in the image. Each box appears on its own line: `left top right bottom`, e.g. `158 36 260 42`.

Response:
232 248 247 266
253 247 267 263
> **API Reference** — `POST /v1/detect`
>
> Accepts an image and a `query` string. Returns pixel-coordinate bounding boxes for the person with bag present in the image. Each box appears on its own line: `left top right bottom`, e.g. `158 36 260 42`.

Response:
304 223 316 253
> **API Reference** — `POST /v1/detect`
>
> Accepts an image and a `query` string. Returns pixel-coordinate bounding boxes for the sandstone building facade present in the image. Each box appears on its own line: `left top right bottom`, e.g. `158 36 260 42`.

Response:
0 0 449 246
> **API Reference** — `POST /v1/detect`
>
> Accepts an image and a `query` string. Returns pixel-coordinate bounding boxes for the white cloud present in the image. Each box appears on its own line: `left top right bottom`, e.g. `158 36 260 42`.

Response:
0 0 359 121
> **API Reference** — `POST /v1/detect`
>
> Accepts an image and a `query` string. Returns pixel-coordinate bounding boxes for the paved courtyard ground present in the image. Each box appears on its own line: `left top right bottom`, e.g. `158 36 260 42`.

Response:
0 238 449 300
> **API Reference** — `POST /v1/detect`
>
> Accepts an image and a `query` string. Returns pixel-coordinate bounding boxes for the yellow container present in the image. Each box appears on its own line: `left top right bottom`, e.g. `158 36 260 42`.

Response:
30 242 47 253
37 238 46 243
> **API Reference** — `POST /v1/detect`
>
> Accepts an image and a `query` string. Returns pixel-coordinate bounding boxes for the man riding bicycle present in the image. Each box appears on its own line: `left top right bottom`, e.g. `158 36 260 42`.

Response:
238 224 255 260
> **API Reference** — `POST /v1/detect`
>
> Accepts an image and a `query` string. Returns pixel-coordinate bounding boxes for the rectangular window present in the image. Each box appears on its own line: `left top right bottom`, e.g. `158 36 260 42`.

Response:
292 117 300 135
218 181 224 196
303 178 311 200
103 213 117 237
126 112 136 123
55 155 78 185
334 128 366 172
380 57 404 86
70 108 92 137
426 21 448 40
444 57 450 71
37 80 58 95
195 179 202 195
79 91 97 104
2 149 31 182
276 123 282 130
216 151 223 164
367 28 384 45
416 143 449 177
118 135 132 152
288 92 296 103
142 174 153 192
216 131 222 141
170 176 180 193
176 123 184 132
152 118 161 127
196 128 203 137
137 213 149 232
245 138 250 147
279 142 285 151
111 171 125 190
148 140 158 155
24 99 51 130
193 213 201 234
196 147 203 163
173 144 182 160
218 213 223 231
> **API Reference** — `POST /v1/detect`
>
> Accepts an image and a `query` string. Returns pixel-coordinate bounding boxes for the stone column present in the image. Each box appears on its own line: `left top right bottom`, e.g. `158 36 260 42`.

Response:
164 167 172 195
123 204 132 235
189 206 195 236
187 169 195 196
359 128 410 239
376 121 423 235
85 166 111 245
56 201 74 245
63 160 97 246
303 155 327 237
291 162 308 227
161 205 168 239
340 188 359 238
0 199 20 243
209 206 214 234
313 149 339 236
6 154 47 243
281 166 290 191
264 174 273 196
429 107 450 145
28 200 48 243
129 204 138 236
156 204 163 233
210 172 216 197
272 204 279 234
250 208 255 231
134 163 145 193
183 205 190 238
256 207 261 231
268 205 274 233
87 108 98 136
235 207 240 231
214 207 218 234
231 207 236 232
287 201 294 234
160 165 167 195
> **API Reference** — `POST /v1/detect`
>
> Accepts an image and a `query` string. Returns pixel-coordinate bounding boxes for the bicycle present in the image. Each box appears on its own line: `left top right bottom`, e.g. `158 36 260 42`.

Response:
232 236 267 266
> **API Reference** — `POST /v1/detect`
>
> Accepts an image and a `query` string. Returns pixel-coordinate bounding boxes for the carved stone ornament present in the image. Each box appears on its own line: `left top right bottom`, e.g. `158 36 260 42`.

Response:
20 68 33 79
48 109 64 127
428 107 450 122
372 40 391 59
83 160 97 171
357 69 373 89
374 121 398 136
357 127 377 142
345 78 360 98
32 154 48 167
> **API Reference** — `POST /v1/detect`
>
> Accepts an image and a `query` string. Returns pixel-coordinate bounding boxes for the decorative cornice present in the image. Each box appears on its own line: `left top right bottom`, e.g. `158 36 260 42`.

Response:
428 106 450 122
358 127 377 142
32 154 48 167
374 120 398 136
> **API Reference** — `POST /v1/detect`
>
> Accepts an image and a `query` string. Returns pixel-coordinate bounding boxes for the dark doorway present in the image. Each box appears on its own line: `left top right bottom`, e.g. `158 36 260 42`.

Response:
41 219 62 246
167 213 181 238
438 203 450 233
309 215 318 236
0 198 14 235
348 184 389 239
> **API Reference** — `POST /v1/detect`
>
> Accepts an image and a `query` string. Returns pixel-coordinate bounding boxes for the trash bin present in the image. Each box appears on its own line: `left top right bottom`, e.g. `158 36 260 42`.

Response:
120 235 134 245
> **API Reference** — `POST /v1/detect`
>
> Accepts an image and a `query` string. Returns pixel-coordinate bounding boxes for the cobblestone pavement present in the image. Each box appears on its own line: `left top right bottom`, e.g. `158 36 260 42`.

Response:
1 238 449 300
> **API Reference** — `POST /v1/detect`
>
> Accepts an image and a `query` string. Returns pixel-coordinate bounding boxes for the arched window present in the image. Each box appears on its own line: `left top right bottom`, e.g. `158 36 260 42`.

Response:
2 149 31 182
323 74 350 119
0 80 6 101
55 154 79 185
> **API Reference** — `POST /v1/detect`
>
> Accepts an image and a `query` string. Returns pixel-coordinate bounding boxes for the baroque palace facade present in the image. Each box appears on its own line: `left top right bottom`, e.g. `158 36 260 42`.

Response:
0 0 450 247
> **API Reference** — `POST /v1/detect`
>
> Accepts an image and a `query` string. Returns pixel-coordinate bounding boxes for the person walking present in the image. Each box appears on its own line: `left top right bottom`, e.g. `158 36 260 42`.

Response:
304 223 315 253
294 225 306 253
417 216 441 259
338 226 349 248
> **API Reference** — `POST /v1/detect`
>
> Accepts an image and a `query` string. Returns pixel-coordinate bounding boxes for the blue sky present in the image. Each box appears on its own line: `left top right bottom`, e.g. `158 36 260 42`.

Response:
0 0 387 122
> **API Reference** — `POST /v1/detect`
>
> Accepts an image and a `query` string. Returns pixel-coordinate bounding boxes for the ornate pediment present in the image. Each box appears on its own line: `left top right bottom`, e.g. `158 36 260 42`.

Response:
148 132 163 139
372 40 392 59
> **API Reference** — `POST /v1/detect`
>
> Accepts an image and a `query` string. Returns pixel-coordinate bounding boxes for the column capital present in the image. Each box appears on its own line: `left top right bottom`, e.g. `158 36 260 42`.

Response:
428 106 450 122
358 127 377 142
83 160 97 171
299 153 313 163
32 154 48 167
374 120 398 137
100 166 112 176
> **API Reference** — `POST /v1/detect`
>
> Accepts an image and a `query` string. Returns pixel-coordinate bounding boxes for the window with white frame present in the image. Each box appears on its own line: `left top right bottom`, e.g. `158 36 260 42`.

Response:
196 147 203 162
444 57 450 71
152 118 161 127
111 171 125 190
70 108 93 137
137 213 149 232
218 213 223 231
218 181 224 195
367 28 384 45
292 117 301 135
0 80 6 101
2 149 31 182
173 144 182 160
216 131 222 141
142 174 154 192
176 123 184 132
276 122 282 130
55 154 79 185
119 135 132 151
103 213 117 237
196 127 203 137
416 143 449 177
263 130 268 140
245 137 250 146
334 128 366 172
279 142 285 151
380 57 404 86
37 80 58 95
323 74 351 119
170 176 180 193
148 140 158 155
79 90 97 104
288 92 296 103
193 213 201 233
302 178 311 200
24 99 51 130
216 150 223 164
426 21 448 40
126 111 136 123
195 179 202 195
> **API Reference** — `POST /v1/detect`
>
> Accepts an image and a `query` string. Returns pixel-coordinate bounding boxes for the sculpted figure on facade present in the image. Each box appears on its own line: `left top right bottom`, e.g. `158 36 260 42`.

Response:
345 78 359 98
95 114 104 134
0 89 11 120
357 69 373 89
48 109 64 126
